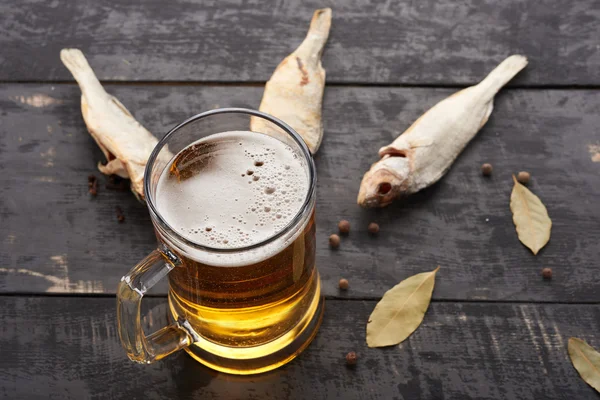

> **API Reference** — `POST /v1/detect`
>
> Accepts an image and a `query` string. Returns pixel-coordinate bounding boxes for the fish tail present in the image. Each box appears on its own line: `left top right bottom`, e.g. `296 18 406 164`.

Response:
476 55 528 97
295 8 332 60
60 48 106 97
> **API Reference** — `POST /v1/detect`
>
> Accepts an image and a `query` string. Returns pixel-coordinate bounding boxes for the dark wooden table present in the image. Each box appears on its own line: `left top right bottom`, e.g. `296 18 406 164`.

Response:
1 1 599 399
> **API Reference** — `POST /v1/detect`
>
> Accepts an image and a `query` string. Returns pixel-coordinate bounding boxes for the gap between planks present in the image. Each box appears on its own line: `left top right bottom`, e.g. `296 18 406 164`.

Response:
0 292 598 305
4 80 600 91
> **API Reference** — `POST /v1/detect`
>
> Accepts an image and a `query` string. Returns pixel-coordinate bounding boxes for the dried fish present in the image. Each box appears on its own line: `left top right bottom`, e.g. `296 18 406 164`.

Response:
358 55 528 208
60 48 166 199
250 8 332 154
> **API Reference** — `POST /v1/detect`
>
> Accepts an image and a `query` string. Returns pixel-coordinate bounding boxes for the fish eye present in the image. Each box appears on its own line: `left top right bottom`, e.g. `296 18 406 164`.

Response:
377 182 392 195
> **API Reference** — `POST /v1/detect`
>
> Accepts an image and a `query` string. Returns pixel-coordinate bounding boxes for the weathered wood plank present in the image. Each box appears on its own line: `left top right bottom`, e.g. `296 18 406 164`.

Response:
0 84 599 301
0 297 598 399
1 0 599 85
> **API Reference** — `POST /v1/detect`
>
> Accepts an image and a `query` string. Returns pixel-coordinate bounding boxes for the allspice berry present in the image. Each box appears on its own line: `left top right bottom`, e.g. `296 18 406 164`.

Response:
517 171 531 184
329 234 340 249
338 220 351 235
345 351 357 366
368 222 380 234
542 268 552 280
339 278 349 290
481 163 493 176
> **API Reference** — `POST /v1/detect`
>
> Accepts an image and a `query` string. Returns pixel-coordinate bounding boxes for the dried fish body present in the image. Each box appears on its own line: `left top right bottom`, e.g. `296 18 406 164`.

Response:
250 8 332 153
60 48 165 199
358 55 528 208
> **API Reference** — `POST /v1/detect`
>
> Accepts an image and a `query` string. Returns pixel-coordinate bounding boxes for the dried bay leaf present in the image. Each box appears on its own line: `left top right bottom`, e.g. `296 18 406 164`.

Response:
366 267 439 348
568 337 600 393
510 175 551 255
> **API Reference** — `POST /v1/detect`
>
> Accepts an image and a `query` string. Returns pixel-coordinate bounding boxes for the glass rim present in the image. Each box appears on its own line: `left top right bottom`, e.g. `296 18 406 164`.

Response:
144 107 317 254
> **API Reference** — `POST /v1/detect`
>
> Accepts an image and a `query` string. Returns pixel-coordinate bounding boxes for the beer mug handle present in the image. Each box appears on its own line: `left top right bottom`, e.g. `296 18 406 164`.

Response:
117 247 196 363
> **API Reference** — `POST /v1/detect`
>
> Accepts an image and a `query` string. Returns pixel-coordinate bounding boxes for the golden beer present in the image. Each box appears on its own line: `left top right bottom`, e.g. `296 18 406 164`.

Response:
117 110 322 375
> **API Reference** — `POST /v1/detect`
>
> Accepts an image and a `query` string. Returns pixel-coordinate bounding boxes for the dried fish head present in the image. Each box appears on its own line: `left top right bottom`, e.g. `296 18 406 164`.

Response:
357 155 410 208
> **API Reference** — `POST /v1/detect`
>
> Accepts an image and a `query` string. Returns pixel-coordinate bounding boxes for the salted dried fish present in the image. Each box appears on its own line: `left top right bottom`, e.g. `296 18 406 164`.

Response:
250 8 331 153
358 55 528 208
60 48 164 199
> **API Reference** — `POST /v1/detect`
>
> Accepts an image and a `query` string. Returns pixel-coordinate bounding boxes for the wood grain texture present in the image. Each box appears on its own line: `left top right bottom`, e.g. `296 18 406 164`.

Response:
1 0 599 85
0 297 599 399
0 84 599 301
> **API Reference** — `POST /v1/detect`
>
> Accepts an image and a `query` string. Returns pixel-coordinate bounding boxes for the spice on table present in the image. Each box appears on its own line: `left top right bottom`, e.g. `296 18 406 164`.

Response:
339 278 349 290
568 337 600 392
368 222 380 234
510 175 551 255
481 163 493 176
366 267 439 348
106 175 129 191
517 171 530 184
542 268 552 280
88 174 98 196
345 351 357 366
338 220 350 234
329 234 340 248
116 206 125 223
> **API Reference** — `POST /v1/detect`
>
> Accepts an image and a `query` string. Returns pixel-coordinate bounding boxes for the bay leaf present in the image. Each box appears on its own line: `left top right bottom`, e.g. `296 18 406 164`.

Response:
510 175 551 255
568 337 600 393
366 267 439 348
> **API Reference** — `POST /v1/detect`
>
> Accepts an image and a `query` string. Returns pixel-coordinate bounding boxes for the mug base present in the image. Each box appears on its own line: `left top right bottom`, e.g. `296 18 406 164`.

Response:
170 279 324 375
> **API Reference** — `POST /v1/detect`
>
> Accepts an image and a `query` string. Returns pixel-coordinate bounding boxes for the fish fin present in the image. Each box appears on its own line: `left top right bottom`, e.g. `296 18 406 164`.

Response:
476 55 528 98
379 145 408 158
60 49 107 99
379 135 434 158
98 159 129 178
294 8 332 62
131 182 145 203
480 102 494 129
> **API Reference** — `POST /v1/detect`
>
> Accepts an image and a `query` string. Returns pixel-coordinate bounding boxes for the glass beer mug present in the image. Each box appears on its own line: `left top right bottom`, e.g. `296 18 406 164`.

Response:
117 109 323 375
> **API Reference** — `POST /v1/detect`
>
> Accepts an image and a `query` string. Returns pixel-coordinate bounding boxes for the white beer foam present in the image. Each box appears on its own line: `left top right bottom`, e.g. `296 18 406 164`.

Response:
156 131 311 265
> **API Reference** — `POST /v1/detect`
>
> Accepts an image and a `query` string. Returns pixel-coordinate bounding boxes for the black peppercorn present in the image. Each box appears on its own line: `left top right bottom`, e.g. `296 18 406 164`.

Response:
346 351 357 366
